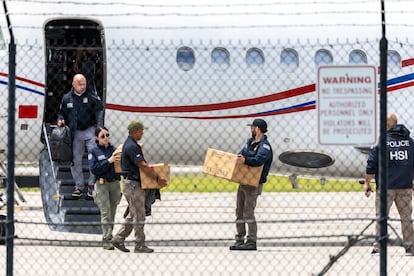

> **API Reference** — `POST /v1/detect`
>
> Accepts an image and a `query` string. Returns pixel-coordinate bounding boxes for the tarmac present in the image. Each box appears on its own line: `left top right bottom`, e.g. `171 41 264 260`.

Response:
1 191 414 276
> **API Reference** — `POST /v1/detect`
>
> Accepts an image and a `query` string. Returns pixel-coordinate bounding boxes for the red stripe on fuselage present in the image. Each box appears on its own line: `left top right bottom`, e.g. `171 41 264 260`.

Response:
402 58 414 67
387 80 414 92
0 72 45 88
168 104 316 120
106 84 316 113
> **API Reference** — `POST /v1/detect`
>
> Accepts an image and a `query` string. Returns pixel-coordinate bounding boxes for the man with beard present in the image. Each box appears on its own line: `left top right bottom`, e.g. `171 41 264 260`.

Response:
229 119 273 251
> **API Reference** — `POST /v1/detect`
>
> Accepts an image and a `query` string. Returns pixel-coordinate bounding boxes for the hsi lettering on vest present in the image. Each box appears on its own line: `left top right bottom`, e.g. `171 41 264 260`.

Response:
389 150 408 160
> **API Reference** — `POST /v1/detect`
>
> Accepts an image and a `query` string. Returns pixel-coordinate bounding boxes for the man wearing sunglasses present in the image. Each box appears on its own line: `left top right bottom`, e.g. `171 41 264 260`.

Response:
57 74 104 199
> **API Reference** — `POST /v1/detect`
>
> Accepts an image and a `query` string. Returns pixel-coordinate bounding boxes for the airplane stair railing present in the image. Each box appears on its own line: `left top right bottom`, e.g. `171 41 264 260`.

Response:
39 123 101 234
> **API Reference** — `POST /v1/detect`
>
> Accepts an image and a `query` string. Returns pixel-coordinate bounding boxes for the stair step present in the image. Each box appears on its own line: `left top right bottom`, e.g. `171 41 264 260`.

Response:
61 199 97 208
64 213 101 222
65 206 100 215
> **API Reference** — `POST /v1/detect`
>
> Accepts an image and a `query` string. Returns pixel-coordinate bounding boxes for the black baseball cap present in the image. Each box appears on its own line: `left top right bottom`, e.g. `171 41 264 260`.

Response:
247 119 268 133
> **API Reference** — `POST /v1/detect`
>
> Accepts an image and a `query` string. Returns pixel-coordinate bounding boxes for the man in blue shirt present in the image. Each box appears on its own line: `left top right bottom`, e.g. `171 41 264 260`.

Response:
111 120 167 253
230 118 273 251
364 113 414 255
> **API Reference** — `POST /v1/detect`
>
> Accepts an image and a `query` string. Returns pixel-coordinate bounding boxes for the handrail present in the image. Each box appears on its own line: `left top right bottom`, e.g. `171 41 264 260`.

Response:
42 123 57 181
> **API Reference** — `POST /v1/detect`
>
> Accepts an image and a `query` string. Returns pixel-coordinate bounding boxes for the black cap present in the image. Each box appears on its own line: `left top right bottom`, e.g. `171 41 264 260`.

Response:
247 119 268 133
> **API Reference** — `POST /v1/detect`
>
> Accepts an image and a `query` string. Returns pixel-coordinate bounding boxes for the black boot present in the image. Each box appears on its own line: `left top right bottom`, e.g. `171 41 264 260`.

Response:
237 239 257 251
229 235 245 250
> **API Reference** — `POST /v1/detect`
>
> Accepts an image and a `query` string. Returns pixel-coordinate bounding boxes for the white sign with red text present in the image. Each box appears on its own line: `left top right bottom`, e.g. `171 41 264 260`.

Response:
318 65 377 145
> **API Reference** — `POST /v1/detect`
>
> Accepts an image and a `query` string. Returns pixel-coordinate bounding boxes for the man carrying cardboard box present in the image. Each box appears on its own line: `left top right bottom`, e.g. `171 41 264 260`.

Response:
229 118 273 251
111 120 168 254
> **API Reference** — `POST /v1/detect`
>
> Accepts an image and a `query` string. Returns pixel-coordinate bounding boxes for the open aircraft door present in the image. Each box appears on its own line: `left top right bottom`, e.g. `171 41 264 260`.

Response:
40 19 106 233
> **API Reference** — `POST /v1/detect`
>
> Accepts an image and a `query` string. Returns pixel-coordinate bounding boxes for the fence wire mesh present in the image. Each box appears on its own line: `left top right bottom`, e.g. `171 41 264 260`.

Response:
1 1 414 275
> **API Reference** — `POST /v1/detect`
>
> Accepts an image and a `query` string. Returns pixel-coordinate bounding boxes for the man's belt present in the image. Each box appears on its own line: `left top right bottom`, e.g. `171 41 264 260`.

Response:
98 178 118 184
77 125 94 131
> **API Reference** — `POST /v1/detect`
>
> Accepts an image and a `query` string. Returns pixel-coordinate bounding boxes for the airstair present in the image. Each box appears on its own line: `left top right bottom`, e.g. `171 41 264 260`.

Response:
39 124 101 234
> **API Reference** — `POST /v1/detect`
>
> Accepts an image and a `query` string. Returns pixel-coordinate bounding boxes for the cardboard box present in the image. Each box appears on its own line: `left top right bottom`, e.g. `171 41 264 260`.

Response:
140 163 170 189
113 144 123 173
202 148 263 187
113 143 144 173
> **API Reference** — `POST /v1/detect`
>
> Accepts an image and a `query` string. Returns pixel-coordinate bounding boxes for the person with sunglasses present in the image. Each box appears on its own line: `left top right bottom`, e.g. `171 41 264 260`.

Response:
88 126 122 250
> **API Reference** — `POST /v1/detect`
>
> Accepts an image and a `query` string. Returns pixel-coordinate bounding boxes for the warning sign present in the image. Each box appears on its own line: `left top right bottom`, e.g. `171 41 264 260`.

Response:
318 65 377 145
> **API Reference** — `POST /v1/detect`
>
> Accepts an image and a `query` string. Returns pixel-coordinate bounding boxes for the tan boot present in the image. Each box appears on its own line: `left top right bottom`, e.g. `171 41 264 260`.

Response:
103 238 114 250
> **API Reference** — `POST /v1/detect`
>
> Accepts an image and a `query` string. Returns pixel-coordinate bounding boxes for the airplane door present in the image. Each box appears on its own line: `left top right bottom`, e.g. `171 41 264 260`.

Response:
43 19 106 125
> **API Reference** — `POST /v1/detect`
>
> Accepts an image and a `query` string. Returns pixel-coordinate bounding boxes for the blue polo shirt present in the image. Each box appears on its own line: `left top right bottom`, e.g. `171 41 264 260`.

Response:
121 136 146 181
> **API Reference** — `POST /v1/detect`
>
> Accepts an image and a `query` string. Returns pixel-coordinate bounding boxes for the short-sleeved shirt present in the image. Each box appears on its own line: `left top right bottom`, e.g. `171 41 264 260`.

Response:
121 136 146 181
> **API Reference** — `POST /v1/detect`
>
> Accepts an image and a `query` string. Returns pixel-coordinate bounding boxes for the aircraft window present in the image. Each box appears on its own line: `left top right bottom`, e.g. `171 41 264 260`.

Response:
387 50 401 69
211 47 230 67
315 49 333 65
349 50 367 64
280 48 299 67
177 47 195 71
246 48 264 66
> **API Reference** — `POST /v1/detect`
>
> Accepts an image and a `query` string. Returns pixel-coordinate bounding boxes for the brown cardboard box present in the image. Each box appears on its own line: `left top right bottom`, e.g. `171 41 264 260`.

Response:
113 144 123 173
202 148 263 187
113 143 144 173
140 163 170 189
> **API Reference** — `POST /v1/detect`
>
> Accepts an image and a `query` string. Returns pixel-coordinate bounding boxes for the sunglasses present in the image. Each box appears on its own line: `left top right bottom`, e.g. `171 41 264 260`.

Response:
100 133 110 139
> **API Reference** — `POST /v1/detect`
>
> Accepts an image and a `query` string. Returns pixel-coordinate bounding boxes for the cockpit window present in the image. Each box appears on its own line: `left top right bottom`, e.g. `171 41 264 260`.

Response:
177 47 195 71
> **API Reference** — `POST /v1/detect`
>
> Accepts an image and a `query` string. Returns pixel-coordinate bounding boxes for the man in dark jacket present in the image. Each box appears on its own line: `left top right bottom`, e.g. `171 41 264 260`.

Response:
230 118 273 251
364 113 414 255
57 74 104 198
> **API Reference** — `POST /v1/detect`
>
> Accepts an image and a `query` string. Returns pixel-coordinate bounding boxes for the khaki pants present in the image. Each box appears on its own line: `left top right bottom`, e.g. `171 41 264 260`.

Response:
235 184 263 241
94 179 121 240
113 179 146 246
375 189 414 249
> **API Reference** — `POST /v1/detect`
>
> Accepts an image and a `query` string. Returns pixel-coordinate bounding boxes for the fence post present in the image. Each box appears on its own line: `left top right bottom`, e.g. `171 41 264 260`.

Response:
379 1 388 275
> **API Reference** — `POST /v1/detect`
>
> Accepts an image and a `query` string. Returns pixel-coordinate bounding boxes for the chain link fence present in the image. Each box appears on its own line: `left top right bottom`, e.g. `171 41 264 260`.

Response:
1 1 414 275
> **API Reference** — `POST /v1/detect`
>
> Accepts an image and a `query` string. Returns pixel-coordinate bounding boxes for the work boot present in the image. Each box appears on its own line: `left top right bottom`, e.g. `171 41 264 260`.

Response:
103 238 114 250
229 235 245 250
134 244 154 253
111 240 130 252
237 239 257 251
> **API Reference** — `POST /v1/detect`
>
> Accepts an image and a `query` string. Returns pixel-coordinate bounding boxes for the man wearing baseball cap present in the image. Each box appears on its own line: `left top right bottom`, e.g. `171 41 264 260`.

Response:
230 118 273 251
111 120 167 253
